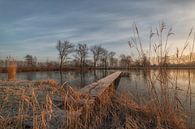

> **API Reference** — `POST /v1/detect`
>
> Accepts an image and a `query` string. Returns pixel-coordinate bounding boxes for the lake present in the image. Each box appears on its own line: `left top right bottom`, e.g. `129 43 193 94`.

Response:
0 69 195 127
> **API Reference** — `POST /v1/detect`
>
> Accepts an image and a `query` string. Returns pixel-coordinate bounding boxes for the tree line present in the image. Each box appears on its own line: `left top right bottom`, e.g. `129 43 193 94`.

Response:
55 40 153 70
0 40 151 71
56 40 119 70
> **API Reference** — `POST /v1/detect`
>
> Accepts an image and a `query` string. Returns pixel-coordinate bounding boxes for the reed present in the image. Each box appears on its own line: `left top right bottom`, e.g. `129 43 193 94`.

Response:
128 22 195 128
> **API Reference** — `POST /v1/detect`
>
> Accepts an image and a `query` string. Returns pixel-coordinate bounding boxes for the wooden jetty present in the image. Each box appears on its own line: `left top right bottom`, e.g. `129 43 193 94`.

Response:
80 71 122 101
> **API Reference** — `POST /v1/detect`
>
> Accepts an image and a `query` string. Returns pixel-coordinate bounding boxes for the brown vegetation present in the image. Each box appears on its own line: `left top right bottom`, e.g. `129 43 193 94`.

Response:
0 78 188 129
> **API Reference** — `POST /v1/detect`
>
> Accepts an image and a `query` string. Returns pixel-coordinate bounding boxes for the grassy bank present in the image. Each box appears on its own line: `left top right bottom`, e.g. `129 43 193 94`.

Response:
0 79 188 129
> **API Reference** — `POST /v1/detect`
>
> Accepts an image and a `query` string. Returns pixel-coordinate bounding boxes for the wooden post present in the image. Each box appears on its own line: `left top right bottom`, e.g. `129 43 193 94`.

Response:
7 58 17 81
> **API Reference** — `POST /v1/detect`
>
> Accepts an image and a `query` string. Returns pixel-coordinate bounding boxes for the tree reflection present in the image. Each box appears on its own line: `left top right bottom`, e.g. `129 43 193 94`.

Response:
80 70 86 88
93 70 98 81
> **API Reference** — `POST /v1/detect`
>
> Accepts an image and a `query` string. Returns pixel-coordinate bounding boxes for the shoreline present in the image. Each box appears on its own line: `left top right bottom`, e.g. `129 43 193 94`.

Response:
0 73 189 129
1 66 195 73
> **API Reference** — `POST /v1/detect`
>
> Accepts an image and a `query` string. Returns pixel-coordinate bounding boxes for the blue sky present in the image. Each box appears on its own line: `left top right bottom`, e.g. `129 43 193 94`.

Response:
0 0 195 61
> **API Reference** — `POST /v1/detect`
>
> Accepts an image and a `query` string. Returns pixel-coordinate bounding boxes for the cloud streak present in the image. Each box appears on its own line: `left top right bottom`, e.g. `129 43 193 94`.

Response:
0 0 195 60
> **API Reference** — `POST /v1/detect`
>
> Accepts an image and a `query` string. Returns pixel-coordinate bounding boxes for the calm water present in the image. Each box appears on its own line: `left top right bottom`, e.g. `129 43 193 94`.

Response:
0 70 195 127
0 70 114 88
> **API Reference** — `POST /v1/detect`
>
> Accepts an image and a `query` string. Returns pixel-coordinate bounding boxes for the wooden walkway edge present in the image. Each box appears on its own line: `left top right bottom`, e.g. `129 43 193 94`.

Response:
80 71 122 99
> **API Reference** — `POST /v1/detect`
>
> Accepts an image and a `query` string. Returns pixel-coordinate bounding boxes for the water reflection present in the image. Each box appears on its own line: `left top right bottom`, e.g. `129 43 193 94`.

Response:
0 69 195 127
26 72 36 80
8 70 113 88
0 69 195 93
118 69 195 128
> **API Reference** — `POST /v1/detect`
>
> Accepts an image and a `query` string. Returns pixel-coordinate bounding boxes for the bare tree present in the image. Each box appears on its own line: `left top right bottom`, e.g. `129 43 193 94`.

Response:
75 43 88 68
56 40 74 83
111 58 118 67
108 51 116 67
134 59 141 66
100 48 109 68
25 55 33 66
126 55 132 68
33 56 37 66
90 45 104 67
120 54 126 67
24 55 37 66
141 54 150 67
120 54 132 68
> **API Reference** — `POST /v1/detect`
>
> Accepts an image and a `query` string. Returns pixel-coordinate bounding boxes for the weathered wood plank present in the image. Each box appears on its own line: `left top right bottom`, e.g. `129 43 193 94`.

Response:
80 71 122 97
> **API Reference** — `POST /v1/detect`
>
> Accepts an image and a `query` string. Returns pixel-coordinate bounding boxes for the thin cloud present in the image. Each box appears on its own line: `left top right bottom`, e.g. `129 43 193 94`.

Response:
0 0 195 60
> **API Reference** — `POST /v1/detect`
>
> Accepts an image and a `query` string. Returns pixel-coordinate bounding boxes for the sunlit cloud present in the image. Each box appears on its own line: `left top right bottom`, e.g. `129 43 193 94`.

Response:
0 0 195 60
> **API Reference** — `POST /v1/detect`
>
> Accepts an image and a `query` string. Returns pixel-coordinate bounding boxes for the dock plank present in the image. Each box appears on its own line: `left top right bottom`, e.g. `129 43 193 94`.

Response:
80 71 121 97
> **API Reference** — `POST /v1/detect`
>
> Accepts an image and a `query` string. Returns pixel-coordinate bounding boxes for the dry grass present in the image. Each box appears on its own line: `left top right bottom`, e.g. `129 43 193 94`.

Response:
0 79 189 129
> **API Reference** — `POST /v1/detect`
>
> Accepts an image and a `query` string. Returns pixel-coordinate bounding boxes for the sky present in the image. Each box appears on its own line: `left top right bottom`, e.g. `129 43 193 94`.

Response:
0 0 195 61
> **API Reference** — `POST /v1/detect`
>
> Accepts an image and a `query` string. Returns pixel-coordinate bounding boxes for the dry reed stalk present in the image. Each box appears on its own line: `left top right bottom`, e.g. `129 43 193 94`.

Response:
128 22 192 129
